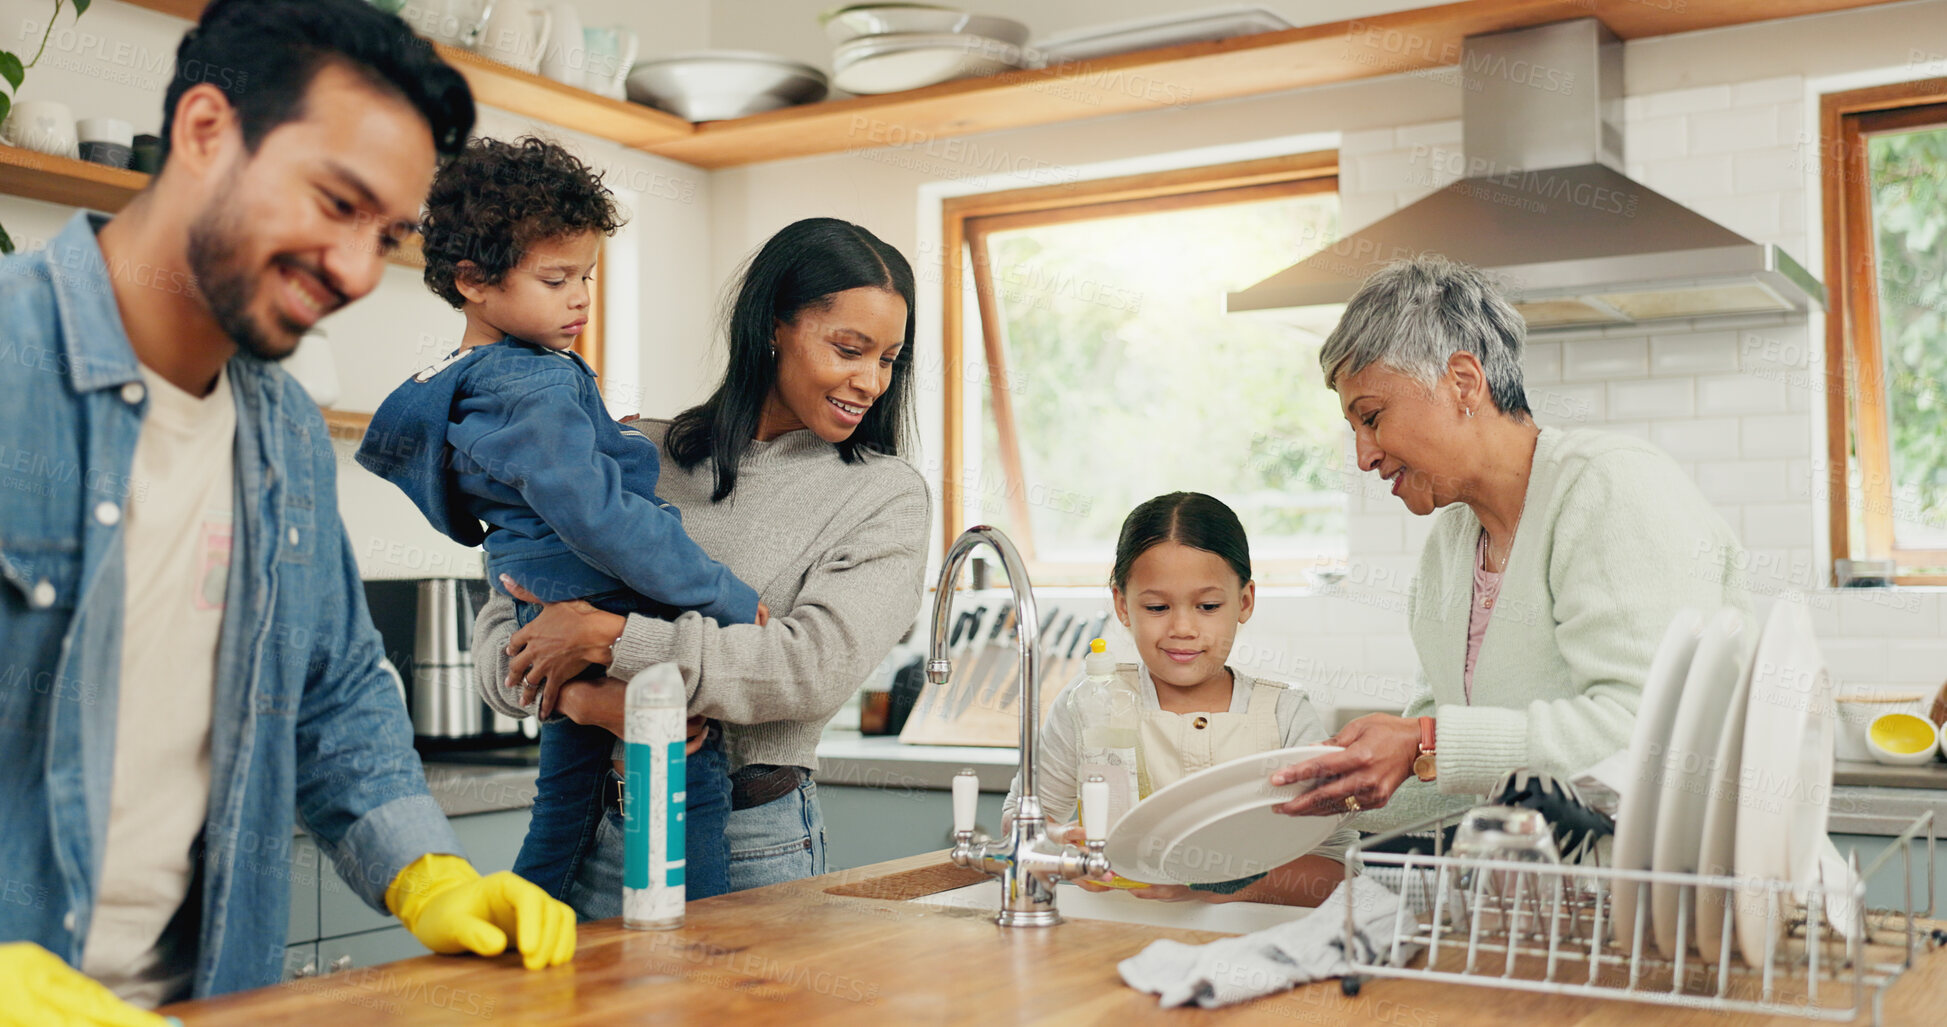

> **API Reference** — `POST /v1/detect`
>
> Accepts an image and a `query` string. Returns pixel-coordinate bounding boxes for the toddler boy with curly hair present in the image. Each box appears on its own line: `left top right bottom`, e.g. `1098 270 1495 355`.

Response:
356 136 754 907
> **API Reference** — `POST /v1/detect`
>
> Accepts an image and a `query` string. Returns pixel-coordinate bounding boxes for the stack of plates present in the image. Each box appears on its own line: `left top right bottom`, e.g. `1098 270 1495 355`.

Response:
625 51 828 123
1103 745 1348 884
1609 600 1842 967
1030 6 1291 64
822 4 1031 95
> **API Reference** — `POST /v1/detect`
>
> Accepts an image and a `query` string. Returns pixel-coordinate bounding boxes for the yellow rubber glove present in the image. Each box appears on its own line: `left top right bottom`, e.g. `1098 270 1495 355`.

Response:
385 854 575 970
0 942 180 1027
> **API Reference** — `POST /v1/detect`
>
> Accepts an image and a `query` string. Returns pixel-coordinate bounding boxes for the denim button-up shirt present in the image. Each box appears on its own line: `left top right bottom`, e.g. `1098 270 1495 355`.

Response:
0 212 462 998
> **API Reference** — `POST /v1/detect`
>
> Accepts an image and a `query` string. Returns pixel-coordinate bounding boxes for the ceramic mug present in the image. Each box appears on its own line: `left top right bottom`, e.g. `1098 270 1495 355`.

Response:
582 26 639 99
537 2 585 87
1 100 79 160
473 1 552 73
77 117 135 169
398 0 486 46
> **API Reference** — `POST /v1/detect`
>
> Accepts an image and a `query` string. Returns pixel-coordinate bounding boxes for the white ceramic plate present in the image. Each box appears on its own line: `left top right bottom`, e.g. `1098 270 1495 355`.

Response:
832 33 1027 94
1104 745 1345 884
1733 600 1835 968
1649 607 1748 959
1693 622 1758 966
1031 6 1290 63
1609 608 1706 953
822 4 970 45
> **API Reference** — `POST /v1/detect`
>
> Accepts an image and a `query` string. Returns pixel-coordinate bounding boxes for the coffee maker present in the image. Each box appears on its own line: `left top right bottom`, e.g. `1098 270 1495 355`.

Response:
363 577 537 758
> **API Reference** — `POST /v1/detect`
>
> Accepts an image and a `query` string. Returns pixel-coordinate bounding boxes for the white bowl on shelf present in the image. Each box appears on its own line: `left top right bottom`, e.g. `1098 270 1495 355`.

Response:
832 31 1028 94
625 51 828 122
822 5 1029 48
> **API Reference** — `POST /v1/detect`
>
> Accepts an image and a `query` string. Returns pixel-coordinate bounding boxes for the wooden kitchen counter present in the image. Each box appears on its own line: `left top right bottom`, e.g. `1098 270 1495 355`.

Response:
162 851 1946 1025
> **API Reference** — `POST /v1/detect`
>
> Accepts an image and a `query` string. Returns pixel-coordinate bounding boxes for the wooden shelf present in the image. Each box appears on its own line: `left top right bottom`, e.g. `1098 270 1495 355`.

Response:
118 0 1903 170
322 408 373 441
0 144 424 267
428 43 691 149
0 144 148 212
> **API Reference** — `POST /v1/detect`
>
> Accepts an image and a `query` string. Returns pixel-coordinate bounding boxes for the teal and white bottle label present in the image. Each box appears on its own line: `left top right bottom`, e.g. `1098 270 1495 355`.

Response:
624 706 685 926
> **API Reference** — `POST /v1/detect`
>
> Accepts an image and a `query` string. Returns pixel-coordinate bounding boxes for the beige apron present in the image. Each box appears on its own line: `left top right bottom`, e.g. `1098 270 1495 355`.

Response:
1122 663 1283 799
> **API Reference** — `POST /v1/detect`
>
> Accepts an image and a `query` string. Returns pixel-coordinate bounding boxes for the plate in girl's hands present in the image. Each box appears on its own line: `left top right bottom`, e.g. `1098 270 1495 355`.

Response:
1104 745 1346 884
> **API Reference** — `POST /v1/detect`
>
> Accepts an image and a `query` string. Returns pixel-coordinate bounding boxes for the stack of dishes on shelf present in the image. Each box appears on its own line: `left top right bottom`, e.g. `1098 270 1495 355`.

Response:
1609 600 1847 968
823 4 1031 95
625 51 829 122
1029 6 1291 63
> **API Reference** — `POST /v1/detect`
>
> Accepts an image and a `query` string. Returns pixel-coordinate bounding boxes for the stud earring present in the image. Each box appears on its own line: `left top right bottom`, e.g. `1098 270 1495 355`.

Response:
769 345 777 360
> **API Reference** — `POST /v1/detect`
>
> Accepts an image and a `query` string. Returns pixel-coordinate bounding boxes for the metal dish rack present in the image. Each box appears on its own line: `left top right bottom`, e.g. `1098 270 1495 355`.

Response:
1342 810 1937 1023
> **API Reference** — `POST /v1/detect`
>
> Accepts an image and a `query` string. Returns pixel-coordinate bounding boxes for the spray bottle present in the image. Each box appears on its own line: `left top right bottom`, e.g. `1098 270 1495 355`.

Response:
624 662 685 929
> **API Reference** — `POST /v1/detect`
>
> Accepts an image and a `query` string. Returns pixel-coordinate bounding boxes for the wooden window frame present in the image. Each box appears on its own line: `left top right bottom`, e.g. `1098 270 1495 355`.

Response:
1820 78 1947 584
938 151 1338 573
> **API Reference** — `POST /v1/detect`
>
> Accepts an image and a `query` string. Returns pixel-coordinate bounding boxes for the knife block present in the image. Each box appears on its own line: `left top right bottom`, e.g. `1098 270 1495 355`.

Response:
897 661 1070 747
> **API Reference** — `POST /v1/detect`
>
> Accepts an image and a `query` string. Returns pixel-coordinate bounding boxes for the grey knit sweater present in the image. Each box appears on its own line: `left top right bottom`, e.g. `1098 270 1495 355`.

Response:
472 418 932 772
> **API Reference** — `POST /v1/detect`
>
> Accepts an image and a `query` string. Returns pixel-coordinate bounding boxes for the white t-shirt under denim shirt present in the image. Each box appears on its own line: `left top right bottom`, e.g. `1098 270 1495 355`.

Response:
1004 665 1358 870
82 364 232 1005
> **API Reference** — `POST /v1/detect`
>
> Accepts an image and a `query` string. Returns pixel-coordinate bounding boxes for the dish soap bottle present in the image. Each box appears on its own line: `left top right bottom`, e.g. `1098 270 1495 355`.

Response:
1074 638 1139 832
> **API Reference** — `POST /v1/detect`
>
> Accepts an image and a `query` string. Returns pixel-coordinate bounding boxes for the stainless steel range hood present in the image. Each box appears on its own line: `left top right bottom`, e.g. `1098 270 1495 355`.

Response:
1227 19 1824 332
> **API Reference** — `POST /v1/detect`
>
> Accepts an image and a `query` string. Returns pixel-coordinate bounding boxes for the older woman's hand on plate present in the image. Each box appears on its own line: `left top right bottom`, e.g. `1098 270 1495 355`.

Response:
1269 713 1421 817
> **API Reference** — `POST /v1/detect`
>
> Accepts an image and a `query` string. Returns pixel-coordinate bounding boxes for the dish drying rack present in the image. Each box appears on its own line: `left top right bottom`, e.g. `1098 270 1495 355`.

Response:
1342 810 1937 1023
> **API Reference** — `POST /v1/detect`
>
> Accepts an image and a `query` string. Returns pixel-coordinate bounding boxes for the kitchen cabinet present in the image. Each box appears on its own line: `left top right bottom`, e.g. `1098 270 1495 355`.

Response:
292 805 533 976
818 783 1006 872
1830 832 1947 911
281 942 317 982
318 926 433 975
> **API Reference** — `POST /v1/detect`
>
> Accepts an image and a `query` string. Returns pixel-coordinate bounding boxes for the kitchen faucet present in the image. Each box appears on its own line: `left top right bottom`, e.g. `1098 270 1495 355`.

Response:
927 526 1111 926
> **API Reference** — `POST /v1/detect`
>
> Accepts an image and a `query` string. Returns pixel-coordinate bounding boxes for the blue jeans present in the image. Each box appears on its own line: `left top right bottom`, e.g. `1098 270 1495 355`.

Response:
566 777 826 919
509 595 732 908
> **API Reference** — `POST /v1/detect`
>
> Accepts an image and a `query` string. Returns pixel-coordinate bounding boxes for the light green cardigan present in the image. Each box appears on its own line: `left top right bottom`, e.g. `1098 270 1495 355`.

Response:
1361 427 1750 833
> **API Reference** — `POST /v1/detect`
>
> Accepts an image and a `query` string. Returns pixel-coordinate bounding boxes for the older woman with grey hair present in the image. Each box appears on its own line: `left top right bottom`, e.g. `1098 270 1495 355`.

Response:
1269 256 1748 829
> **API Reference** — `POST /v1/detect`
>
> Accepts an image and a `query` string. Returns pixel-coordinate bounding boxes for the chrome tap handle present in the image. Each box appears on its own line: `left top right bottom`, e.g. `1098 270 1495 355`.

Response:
1080 775 1112 879
1082 776 1108 846
952 769 979 836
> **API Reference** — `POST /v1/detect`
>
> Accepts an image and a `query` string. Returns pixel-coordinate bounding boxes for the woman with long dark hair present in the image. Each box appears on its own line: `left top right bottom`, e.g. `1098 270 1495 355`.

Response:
471 218 930 913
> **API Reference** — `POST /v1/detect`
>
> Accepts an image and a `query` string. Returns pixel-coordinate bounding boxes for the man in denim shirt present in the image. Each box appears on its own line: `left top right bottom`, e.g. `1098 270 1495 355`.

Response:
0 0 575 1017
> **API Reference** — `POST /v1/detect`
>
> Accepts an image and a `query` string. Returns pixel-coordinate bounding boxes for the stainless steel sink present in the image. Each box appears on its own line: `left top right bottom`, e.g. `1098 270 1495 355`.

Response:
912 879 1311 934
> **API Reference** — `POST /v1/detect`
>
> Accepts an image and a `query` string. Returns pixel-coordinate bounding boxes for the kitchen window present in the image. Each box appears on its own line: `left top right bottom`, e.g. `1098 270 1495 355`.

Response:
1821 78 1947 583
940 153 1341 584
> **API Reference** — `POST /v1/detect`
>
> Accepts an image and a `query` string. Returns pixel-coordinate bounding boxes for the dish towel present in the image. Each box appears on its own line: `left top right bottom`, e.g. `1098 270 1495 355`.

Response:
1116 876 1421 1008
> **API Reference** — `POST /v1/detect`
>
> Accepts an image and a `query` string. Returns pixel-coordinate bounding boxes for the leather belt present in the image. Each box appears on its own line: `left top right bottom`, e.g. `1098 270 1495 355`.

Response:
729 764 807 811
604 764 808 815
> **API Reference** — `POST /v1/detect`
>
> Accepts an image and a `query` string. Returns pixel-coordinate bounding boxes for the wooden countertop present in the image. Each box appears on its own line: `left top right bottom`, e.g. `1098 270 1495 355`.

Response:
162 851 1947 1025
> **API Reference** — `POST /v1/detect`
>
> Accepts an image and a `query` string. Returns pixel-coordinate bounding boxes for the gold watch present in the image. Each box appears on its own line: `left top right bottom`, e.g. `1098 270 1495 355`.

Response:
1411 716 1437 782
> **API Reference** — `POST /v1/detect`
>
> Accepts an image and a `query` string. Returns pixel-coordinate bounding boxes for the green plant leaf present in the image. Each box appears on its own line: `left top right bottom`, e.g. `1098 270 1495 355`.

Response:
73 0 91 16
0 92 11 129
0 221 14 256
0 51 22 91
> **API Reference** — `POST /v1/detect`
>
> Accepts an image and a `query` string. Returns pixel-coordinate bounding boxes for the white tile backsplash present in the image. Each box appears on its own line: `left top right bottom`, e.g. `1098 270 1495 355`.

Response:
1689 106 1781 155
1650 332 1741 375
1697 372 1792 416
1609 378 1695 420
1564 338 1650 381
1651 418 1743 461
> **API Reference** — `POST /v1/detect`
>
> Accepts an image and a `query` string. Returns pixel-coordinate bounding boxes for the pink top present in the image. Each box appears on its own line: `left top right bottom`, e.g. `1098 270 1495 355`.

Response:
1464 529 1504 703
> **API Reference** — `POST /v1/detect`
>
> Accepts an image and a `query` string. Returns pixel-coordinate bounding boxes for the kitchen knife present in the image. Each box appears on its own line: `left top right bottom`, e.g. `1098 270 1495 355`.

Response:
981 606 1057 708
941 604 989 720
949 601 1012 721
912 606 977 725
953 602 1015 720
1001 609 1070 712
